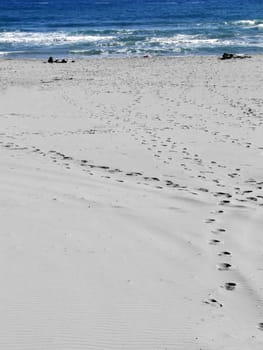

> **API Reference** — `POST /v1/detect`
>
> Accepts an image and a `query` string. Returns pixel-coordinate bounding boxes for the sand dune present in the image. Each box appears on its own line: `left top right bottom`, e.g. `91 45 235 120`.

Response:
0 56 263 349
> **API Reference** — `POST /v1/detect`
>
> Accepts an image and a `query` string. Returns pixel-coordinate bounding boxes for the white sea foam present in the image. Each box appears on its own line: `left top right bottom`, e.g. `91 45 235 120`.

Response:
233 19 263 28
70 50 92 53
0 32 115 45
0 50 26 56
147 33 263 51
149 34 225 47
69 49 103 54
236 20 258 25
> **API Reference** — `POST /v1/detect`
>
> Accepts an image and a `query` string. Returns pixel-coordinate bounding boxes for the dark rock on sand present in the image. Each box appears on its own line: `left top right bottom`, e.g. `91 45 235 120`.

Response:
225 282 236 291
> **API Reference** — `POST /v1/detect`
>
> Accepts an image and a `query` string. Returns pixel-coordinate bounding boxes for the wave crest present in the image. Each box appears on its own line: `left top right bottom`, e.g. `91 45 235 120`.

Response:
0 31 115 45
233 19 263 28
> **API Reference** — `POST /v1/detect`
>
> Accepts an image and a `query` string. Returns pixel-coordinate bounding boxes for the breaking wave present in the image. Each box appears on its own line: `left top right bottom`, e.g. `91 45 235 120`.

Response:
232 19 263 28
0 31 115 46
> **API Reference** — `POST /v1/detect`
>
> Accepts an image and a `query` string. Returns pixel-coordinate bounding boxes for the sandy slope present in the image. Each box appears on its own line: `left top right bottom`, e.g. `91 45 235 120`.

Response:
0 56 263 349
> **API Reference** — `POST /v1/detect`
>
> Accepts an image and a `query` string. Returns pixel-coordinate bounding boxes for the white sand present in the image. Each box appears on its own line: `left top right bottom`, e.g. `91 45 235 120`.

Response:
0 56 263 349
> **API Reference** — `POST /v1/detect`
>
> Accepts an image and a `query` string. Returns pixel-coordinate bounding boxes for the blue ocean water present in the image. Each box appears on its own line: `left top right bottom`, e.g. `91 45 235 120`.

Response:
0 0 263 58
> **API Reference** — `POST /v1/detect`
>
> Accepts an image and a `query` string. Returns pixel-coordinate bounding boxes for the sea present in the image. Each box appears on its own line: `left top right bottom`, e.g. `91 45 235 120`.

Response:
0 0 263 58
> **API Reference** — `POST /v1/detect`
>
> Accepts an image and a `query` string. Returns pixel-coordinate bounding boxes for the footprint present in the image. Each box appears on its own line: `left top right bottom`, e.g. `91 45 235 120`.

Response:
219 200 231 205
165 180 174 186
109 168 122 173
214 192 232 198
152 177 160 181
224 282 236 291
212 228 226 234
205 218 216 224
218 251 231 256
209 239 221 245
211 210 224 214
217 263 232 271
258 323 263 331
242 190 253 194
197 187 209 193
204 298 223 307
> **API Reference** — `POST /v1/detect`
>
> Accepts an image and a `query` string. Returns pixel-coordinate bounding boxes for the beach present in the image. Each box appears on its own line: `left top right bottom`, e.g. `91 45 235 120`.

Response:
0 55 263 349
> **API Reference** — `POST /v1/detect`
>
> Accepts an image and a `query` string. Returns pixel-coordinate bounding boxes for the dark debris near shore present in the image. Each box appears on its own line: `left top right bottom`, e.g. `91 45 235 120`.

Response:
46 57 75 64
220 53 251 60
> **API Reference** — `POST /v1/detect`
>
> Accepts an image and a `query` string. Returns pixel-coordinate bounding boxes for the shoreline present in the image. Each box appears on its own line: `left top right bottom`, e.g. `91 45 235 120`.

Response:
1 51 263 61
